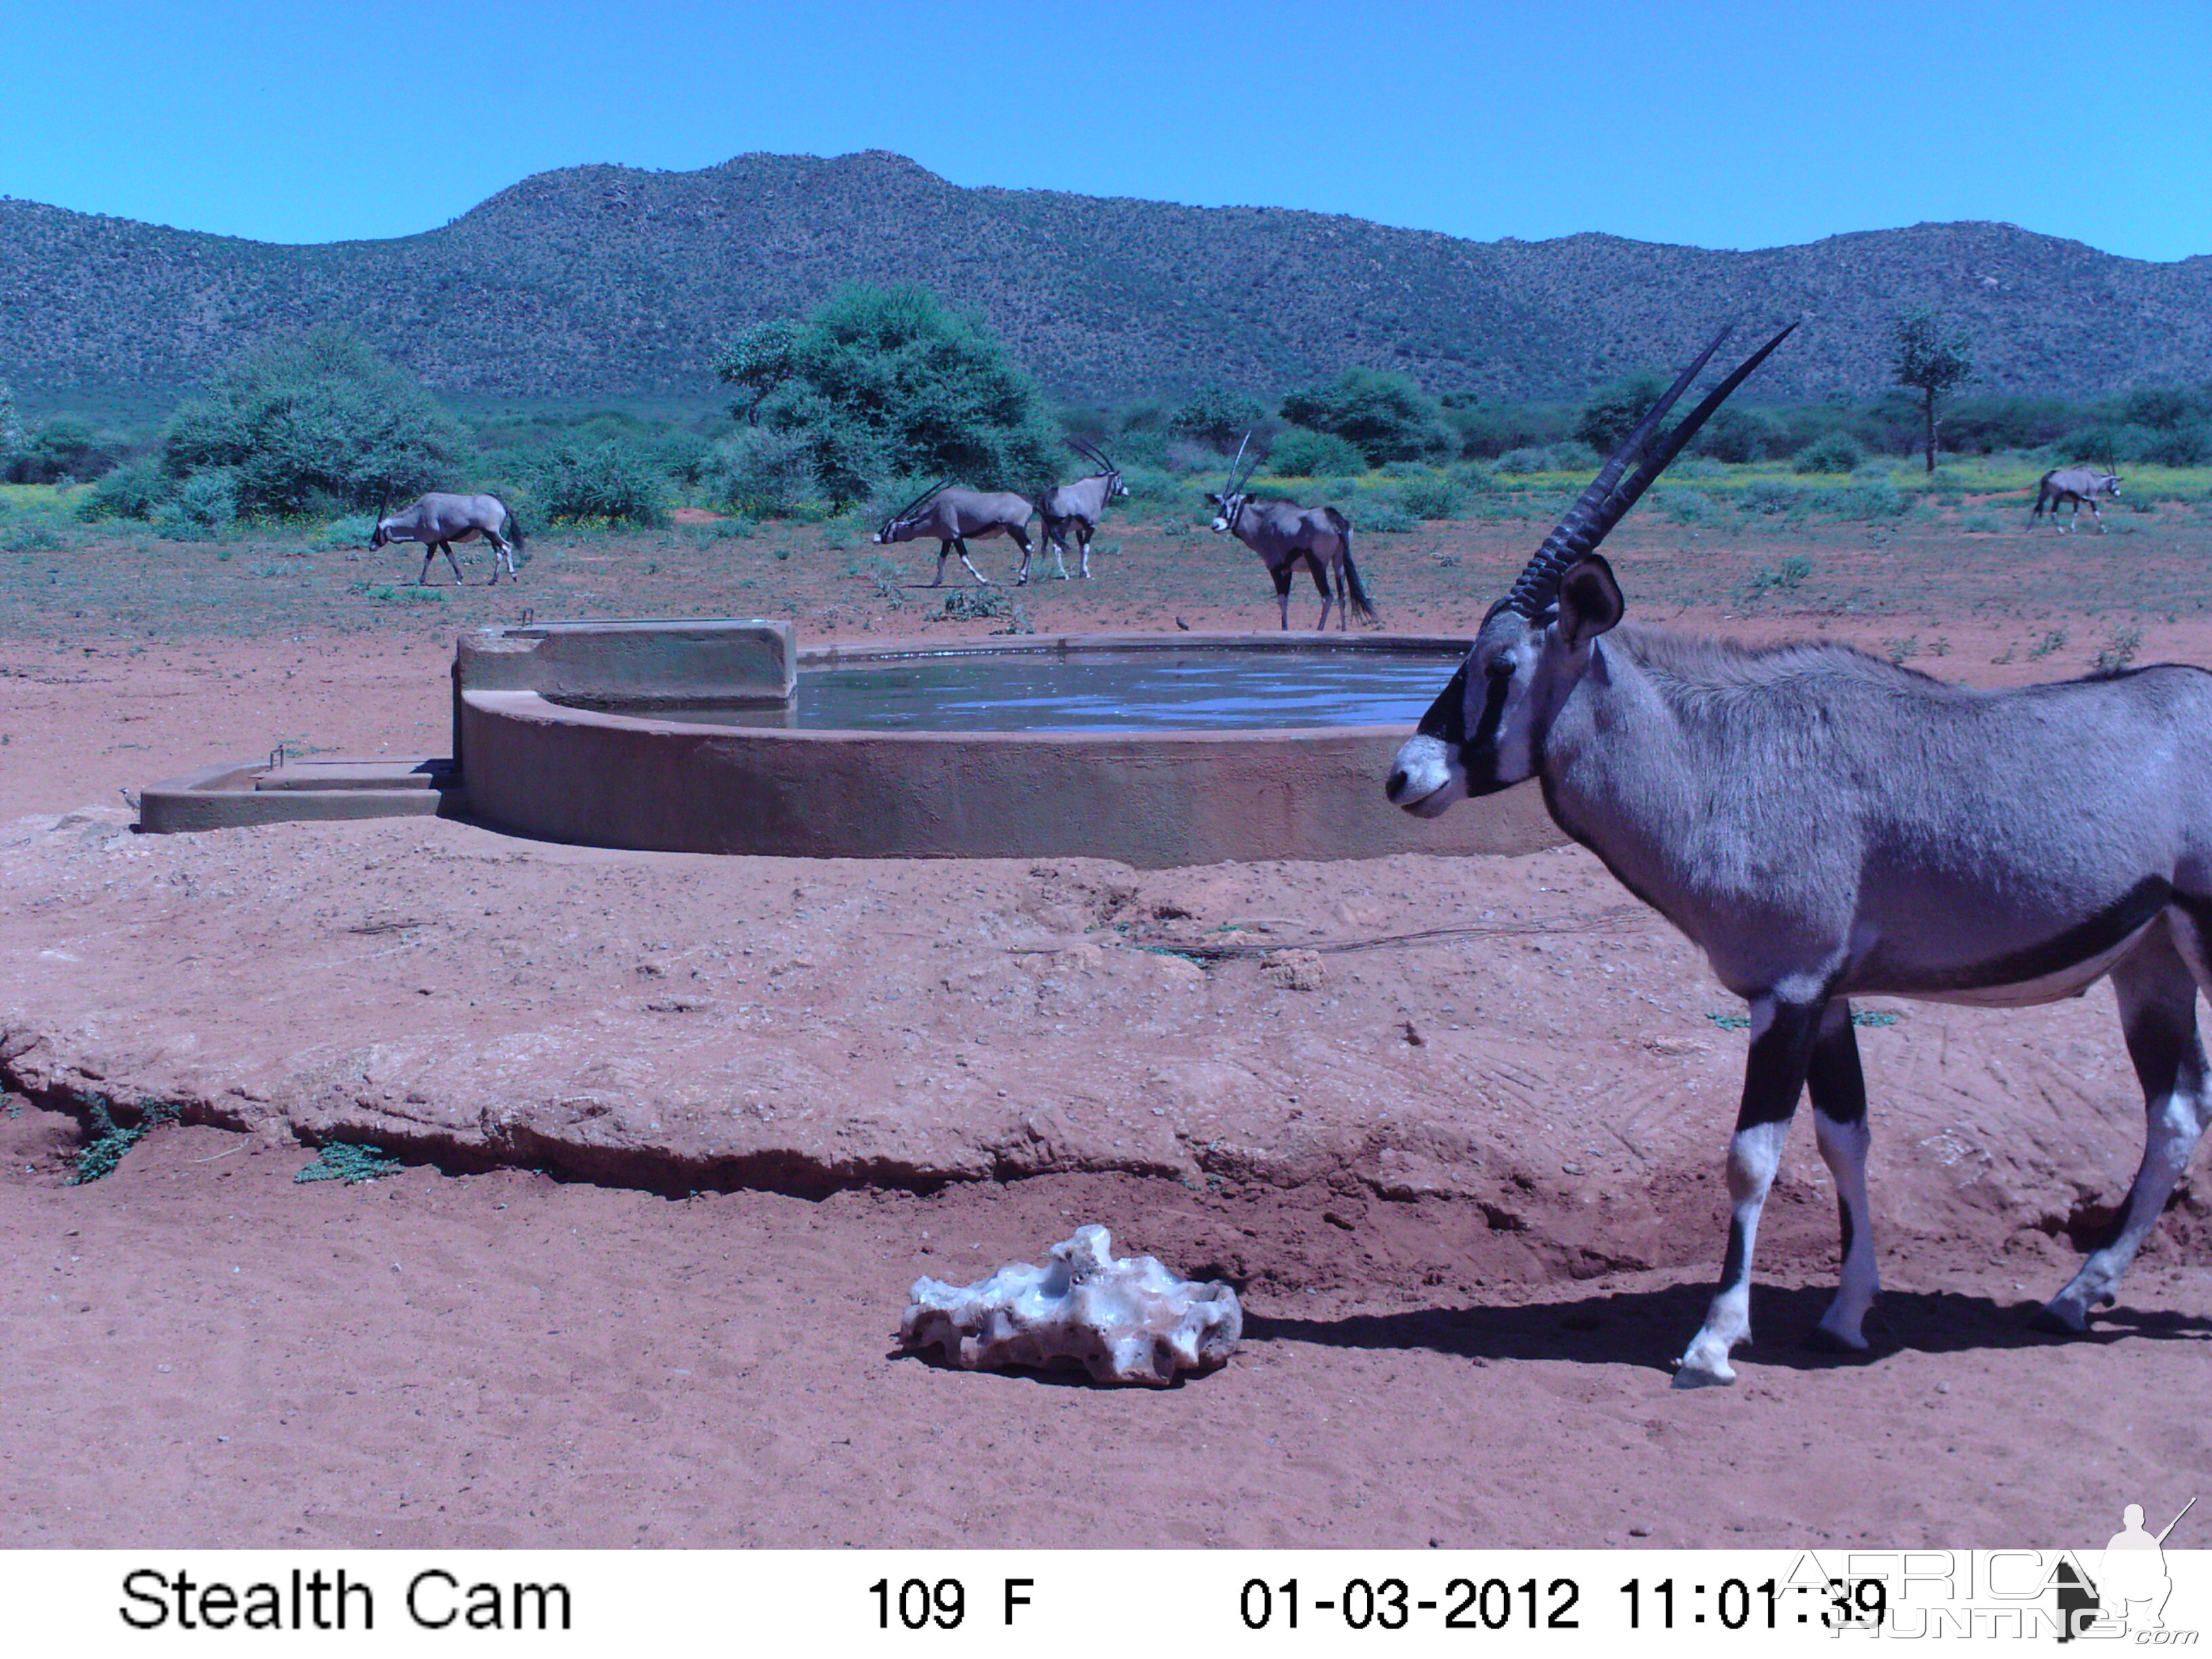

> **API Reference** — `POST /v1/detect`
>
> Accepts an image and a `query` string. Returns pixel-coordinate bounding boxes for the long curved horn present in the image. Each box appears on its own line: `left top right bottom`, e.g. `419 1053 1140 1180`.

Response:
1222 430 1254 496
886 478 949 523
1494 320 1797 620
1066 436 1111 472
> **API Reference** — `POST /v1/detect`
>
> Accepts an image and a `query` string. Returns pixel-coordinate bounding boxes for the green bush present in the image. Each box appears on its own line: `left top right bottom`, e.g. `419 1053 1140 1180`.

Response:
1792 432 1866 474
312 513 378 550
1738 478 1810 516
724 283 1059 505
1574 373 1665 455
1279 368 1453 465
1265 426 1365 478
163 328 464 516
1694 405 1791 464
1813 476 1908 518
155 468 240 539
1169 387 1270 453
707 426 819 516
1397 474 1462 519
530 441 670 526
77 457 174 521
1357 497 1417 533
5 417 123 485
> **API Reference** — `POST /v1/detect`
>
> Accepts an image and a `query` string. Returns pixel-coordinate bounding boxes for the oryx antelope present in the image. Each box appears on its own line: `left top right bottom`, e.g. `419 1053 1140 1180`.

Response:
1208 437 1378 630
872 481 1038 586
1387 321 2212 1388
371 493 526 585
1033 439 1128 581
2032 466 2123 533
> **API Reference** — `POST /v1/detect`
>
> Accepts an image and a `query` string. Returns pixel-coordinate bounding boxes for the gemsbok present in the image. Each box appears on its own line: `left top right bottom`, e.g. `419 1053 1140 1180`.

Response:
871 481 1038 586
1208 436 1378 630
1033 439 1128 581
371 493 526 585
2032 466 2123 532
1387 321 2212 1387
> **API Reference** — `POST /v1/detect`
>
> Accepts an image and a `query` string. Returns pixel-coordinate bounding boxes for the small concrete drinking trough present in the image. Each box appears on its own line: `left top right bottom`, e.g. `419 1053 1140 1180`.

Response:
450 619 1561 866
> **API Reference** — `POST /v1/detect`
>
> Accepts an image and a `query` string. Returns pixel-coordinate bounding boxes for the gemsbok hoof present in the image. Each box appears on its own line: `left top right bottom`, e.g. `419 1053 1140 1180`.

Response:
1671 1361 1736 1391
2030 1302 2091 1336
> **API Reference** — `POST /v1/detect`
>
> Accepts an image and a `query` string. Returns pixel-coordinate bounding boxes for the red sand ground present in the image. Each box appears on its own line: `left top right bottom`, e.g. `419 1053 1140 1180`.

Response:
5 508 2212 1549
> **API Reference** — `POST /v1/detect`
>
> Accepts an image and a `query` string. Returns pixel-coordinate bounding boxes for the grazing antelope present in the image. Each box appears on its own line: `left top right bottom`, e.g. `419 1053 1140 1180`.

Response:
1033 439 1128 581
1387 321 2212 1387
371 493 526 585
1208 436 1378 630
2032 465 2123 532
871 481 1038 586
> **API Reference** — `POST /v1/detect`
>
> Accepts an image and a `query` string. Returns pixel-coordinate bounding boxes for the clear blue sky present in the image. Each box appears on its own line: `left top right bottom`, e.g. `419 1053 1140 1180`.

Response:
3 0 2204 261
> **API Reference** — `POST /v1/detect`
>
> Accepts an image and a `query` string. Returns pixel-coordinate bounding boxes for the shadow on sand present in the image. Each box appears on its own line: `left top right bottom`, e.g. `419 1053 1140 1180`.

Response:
1246 1282 2212 1377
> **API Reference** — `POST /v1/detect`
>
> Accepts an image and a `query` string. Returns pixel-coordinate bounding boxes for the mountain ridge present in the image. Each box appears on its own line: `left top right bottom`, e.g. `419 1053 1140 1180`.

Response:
3 150 2206 409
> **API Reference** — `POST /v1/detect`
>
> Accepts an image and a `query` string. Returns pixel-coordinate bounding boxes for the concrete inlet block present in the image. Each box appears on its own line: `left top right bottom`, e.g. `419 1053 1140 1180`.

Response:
455 618 797 705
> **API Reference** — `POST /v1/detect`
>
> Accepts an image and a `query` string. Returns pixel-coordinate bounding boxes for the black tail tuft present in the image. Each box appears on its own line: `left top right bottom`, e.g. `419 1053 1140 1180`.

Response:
1330 510 1379 624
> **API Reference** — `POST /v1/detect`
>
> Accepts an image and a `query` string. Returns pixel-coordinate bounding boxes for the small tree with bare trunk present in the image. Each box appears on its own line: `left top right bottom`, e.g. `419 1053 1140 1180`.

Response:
1891 309 1973 474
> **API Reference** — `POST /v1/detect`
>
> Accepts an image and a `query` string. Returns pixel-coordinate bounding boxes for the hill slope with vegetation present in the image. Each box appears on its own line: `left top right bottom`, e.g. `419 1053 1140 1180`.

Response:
3 150 2208 409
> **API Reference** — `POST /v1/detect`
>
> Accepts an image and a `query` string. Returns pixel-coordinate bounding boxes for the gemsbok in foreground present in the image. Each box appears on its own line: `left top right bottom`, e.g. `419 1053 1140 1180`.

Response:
371 493 526 585
871 481 1038 586
1386 321 2212 1387
1034 439 1128 581
2032 465 2123 532
1208 437 1377 630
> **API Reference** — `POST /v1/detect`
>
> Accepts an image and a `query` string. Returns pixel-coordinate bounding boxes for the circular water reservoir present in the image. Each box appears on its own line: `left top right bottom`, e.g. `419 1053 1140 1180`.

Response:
457 631 1561 867
552 646 1465 733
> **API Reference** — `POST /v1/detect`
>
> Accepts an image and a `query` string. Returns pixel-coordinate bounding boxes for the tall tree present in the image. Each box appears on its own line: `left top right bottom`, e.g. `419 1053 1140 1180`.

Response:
1891 310 1973 474
716 284 1056 504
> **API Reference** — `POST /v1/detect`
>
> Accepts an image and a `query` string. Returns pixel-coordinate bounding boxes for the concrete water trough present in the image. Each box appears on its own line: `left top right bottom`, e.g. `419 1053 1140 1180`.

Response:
451 619 1563 867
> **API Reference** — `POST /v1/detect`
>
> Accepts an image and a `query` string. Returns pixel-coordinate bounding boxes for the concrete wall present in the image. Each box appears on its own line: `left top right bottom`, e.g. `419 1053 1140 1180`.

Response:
456 630 1568 866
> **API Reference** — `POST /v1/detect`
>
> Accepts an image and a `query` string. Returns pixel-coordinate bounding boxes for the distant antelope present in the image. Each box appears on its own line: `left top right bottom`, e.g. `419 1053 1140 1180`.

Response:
1389 320 2212 1387
2032 466 2123 533
371 493 526 585
1032 439 1128 581
871 481 1038 586
1208 436 1378 630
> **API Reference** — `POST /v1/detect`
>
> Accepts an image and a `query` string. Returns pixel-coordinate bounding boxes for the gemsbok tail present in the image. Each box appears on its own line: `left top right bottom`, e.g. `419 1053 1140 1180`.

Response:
505 508 528 558
1330 509 1379 624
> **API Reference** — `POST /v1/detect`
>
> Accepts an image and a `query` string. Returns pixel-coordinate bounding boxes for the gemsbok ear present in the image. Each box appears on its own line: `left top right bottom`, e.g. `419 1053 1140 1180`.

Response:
1557 555 1624 649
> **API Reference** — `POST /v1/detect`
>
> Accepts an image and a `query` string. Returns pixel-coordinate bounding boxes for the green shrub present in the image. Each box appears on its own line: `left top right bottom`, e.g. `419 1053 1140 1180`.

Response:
1448 461 1500 494
4 417 123 485
1265 426 1365 478
1694 405 1790 463
706 426 819 516
1792 432 1866 474
164 328 463 515
1279 368 1454 464
530 441 670 526
725 283 1059 504
1654 487 1717 525
1738 478 1810 516
77 457 174 521
155 468 239 539
1496 446 1552 474
1397 474 1461 518
1575 373 1665 455
1811 476 1908 518
295 1142 404 1183
1355 491 1418 533
312 513 378 550
1169 387 1270 453
1737 555 1813 604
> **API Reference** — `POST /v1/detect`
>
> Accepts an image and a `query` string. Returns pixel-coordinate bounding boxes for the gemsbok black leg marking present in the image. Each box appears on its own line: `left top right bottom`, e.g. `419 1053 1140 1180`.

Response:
1677 994 1825 1387
1805 998 1879 1353
2042 918 2212 1330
